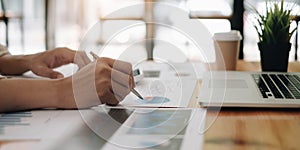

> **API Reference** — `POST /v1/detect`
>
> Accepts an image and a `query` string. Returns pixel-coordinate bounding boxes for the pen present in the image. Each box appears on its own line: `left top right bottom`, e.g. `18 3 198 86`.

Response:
89 52 144 100
89 51 99 61
131 88 144 100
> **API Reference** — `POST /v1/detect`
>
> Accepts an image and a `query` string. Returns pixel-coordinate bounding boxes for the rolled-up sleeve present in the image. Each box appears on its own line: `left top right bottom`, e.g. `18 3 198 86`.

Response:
0 44 9 57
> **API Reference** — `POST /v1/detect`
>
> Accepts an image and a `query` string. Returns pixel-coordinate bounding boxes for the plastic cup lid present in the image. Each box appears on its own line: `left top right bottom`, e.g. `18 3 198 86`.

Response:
213 30 242 41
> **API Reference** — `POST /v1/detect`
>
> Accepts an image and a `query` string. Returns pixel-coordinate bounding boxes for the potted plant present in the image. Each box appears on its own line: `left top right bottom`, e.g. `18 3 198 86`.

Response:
253 0 296 72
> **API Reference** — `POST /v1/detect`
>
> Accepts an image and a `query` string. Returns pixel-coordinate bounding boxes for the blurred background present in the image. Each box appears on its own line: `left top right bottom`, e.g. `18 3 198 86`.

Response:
0 0 300 62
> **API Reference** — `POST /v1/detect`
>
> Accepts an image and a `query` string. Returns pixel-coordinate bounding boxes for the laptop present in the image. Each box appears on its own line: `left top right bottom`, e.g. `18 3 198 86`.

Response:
198 71 300 108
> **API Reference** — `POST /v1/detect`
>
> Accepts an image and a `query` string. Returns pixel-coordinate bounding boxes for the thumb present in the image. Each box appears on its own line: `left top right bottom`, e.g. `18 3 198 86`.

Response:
37 67 64 79
50 71 64 79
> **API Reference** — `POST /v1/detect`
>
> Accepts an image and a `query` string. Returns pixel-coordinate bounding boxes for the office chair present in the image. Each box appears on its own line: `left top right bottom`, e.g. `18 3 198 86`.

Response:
0 0 24 47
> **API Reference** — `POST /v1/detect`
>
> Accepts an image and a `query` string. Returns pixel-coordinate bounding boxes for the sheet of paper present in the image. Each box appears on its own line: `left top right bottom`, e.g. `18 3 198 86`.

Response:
30 107 206 150
138 62 203 80
0 110 83 140
120 78 197 107
102 108 206 150
120 62 202 107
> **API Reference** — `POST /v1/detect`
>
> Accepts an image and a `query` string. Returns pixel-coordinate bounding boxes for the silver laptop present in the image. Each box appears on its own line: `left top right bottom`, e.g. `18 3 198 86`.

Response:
199 71 300 108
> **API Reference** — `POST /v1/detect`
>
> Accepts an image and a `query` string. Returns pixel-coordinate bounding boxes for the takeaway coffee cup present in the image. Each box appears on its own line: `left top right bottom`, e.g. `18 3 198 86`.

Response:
213 30 242 70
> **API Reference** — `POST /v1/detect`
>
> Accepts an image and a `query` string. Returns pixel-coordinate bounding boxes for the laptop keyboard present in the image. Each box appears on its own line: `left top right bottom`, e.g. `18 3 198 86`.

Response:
252 74 300 99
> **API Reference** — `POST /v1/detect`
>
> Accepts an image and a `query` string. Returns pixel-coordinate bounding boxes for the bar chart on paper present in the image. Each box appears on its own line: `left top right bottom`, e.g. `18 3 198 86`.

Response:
0 111 32 135
121 78 197 107
120 62 201 107
0 110 82 140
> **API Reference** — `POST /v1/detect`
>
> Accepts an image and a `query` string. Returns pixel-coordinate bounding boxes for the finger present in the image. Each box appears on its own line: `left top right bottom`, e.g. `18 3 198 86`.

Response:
58 48 76 63
114 95 123 104
51 48 79 69
99 90 119 106
35 66 64 79
47 71 64 79
130 71 136 88
111 81 131 101
74 51 91 69
54 73 64 79
107 92 123 104
100 58 132 74
111 69 134 89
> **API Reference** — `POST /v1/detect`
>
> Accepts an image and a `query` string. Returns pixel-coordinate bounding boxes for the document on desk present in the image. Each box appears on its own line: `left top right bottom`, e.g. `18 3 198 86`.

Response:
120 62 200 108
33 107 206 150
0 110 83 140
101 108 206 150
120 78 197 107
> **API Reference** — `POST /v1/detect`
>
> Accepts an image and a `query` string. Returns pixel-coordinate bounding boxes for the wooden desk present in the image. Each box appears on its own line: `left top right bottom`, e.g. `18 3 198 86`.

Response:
236 61 300 72
0 61 300 150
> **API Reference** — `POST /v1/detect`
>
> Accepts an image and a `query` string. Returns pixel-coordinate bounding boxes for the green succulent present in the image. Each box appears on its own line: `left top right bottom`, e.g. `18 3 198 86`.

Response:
253 0 296 44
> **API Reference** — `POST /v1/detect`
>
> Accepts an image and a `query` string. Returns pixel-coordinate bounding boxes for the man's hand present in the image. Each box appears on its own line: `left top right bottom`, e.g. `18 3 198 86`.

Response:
28 47 75 79
28 48 91 79
59 57 135 108
94 57 135 105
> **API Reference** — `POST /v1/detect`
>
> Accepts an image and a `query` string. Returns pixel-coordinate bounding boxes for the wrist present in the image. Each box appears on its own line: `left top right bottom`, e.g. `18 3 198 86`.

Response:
0 54 32 75
22 54 35 71
54 77 76 108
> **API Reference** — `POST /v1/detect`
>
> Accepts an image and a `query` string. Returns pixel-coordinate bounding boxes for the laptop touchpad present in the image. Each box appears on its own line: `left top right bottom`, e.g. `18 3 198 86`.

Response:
209 79 248 88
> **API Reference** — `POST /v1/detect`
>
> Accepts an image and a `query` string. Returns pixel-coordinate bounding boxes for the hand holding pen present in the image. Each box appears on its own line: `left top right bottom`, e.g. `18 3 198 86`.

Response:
90 51 144 100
